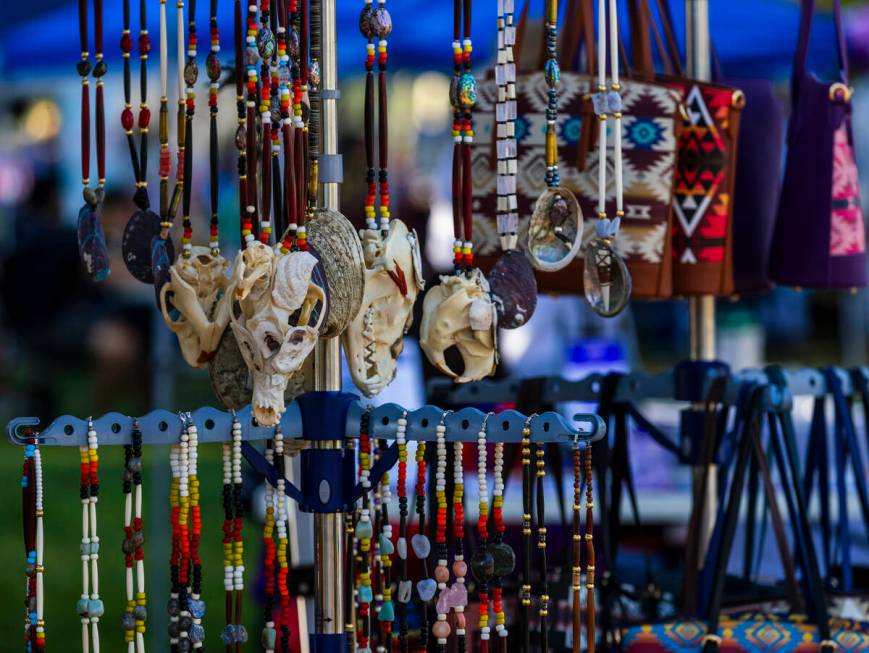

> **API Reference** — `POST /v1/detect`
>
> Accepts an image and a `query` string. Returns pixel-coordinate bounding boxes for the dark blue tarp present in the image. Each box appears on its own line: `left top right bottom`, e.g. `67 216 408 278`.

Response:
0 1 846 80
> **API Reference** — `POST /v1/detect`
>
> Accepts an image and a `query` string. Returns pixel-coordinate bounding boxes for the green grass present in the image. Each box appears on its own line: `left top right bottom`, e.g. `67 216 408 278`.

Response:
2 439 266 651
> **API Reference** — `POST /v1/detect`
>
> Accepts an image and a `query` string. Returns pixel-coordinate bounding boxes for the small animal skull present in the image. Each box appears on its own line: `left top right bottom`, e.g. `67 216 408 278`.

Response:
229 249 326 426
419 269 498 383
231 240 275 315
159 246 232 368
342 220 425 397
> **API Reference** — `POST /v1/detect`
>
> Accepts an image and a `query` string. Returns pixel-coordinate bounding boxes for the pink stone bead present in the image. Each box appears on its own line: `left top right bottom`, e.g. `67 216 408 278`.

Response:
432 621 451 639
455 614 466 630
452 560 467 577
435 565 450 583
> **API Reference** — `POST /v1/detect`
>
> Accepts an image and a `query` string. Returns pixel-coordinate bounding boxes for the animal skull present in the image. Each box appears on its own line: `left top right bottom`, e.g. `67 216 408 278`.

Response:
159 246 232 368
342 220 425 397
229 249 326 426
419 269 498 383
231 240 275 315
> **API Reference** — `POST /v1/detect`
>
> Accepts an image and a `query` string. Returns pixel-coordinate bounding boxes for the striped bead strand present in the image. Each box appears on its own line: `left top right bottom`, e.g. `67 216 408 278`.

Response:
495 0 518 249
275 427 291 653
355 411 374 653
395 413 411 653
432 416 451 650
449 440 468 652
122 421 147 653
187 420 206 649
376 436 395 651
261 439 277 653
472 418 495 653
490 440 512 649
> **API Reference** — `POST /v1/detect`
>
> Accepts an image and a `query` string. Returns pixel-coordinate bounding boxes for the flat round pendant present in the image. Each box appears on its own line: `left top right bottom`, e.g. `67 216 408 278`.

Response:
487 541 516 576
123 209 173 283
486 249 538 329
77 197 111 282
583 238 631 317
527 187 584 272
150 236 174 304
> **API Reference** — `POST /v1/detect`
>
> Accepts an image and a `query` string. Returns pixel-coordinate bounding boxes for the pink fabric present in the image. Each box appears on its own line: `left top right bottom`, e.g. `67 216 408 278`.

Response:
830 124 866 256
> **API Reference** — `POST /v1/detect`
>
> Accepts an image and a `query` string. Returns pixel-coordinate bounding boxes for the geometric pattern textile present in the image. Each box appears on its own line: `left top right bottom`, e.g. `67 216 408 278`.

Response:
471 71 682 297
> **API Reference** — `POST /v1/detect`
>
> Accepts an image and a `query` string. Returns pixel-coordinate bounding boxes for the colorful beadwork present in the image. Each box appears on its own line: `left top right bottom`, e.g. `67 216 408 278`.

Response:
23 430 45 653
79 418 103 653
221 415 246 649
122 421 146 653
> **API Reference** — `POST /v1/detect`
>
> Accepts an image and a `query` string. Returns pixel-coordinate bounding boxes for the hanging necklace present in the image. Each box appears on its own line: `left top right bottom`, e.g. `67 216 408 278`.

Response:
571 442 582 653
376 437 395 651
23 431 45 653
526 0 583 273
274 425 292 653
413 427 435 651
432 412 452 651
122 421 147 653
519 416 534 653
276 0 300 253
535 438 549 653
583 445 596 653
395 412 411 653
221 414 247 649
168 433 182 652
121 0 168 284
420 0 497 383
489 438 514 652
355 410 374 653
78 417 104 653
473 414 496 653
257 0 275 246
206 0 222 255
262 437 278 653
187 418 206 649
243 0 262 244
485 0 537 330
583 0 630 316
447 438 469 651
180 0 198 257
76 0 110 282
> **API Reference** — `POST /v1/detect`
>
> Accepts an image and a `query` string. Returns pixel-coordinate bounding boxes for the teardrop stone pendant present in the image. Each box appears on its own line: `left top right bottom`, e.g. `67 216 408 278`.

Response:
583 238 631 317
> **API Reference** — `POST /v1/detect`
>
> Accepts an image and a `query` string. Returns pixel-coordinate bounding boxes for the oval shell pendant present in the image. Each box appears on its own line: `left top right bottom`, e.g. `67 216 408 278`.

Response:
306 208 366 338
583 238 631 317
527 187 583 272
77 192 111 282
486 249 538 329
123 209 174 283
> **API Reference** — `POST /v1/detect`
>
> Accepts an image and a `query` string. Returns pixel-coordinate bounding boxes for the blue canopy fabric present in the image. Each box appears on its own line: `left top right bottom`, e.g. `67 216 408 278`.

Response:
0 1 842 80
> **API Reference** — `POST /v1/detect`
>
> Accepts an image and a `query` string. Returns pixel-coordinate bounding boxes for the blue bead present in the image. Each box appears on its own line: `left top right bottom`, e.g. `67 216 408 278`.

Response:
358 585 373 603
189 624 205 643
188 599 206 619
236 625 249 643
88 599 105 618
378 600 395 622
77 598 90 617
379 534 394 555
220 625 236 645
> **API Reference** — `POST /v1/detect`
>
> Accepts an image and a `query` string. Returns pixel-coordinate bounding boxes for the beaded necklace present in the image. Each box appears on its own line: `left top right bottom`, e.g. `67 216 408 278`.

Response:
275 426 292 653
222 415 247 649
432 413 452 651
304 0 321 231
489 439 514 653
355 410 374 653
534 439 549 653
188 419 206 649
206 0 222 255
447 439 468 652
23 432 45 653
413 433 434 653
120 0 165 284
262 438 278 653
78 417 104 653
276 0 299 253
519 417 533 653
156 0 175 245
526 0 582 273
376 437 395 652
571 443 582 653
179 0 199 258
450 0 476 272
257 0 276 246
76 0 110 282
168 436 182 652
395 412 411 653
473 415 495 653
584 0 630 317
360 0 393 236
122 421 147 653
243 1 261 244
583 445 596 653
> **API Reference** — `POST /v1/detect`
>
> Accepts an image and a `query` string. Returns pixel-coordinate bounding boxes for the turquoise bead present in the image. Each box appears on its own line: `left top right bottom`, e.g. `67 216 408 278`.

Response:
358 585 373 603
378 601 395 622
379 534 394 555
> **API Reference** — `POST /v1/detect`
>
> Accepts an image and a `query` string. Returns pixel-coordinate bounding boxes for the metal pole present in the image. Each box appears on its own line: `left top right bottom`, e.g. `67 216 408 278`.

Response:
685 0 717 561
313 0 346 647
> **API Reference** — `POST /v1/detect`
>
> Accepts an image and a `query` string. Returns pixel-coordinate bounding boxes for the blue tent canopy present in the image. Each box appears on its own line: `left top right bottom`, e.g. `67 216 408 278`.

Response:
0 1 842 80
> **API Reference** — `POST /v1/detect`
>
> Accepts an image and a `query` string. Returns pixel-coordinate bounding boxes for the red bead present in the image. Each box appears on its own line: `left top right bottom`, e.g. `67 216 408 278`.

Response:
138 107 151 128
121 108 134 131
120 32 133 53
139 34 152 54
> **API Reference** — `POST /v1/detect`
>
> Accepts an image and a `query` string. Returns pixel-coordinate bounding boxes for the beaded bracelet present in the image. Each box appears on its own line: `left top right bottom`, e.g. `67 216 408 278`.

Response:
122 421 147 653
78 417 104 653
23 431 45 653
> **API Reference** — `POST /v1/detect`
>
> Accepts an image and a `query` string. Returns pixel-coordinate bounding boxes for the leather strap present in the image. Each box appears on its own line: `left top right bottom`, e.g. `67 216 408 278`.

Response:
793 0 848 91
803 396 832 580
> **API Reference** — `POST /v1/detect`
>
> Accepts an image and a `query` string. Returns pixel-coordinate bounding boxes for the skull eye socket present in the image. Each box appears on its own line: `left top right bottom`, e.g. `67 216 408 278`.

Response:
289 330 306 345
264 334 281 352
196 254 212 264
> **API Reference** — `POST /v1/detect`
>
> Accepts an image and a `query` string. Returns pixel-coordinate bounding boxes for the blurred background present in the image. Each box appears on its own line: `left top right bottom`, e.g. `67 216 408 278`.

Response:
0 0 868 650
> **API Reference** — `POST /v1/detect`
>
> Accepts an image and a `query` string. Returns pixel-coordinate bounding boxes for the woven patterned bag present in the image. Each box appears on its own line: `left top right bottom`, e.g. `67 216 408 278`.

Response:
471 0 682 297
